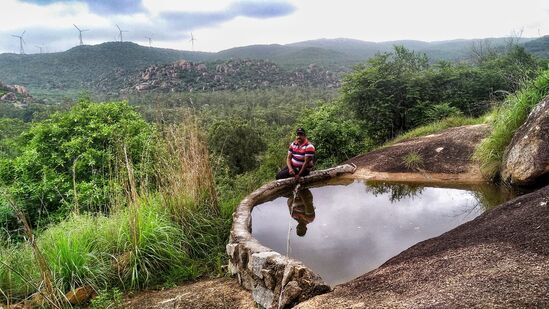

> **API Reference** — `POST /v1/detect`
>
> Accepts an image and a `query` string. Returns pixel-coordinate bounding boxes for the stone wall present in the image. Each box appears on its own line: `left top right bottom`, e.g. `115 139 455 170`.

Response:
226 164 356 309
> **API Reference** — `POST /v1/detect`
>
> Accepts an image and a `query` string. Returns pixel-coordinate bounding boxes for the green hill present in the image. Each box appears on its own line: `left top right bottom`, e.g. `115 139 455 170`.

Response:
0 42 213 95
0 37 546 96
523 36 549 58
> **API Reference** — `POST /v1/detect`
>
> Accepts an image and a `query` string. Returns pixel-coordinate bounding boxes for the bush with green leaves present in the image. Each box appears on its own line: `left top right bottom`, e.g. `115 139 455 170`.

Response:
342 45 543 143
1 100 157 229
425 103 463 122
300 102 370 168
0 118 29 159
90 288 123 309
208 117 266 174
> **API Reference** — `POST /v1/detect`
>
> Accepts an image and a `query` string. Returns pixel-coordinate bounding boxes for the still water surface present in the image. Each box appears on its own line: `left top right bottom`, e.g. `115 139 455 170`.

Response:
251 180 512 286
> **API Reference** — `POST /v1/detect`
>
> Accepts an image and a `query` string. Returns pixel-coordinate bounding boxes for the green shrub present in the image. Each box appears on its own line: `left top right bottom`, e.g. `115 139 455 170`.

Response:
1 198 196 302
90 288 123 309
425 103 463 122
300 102 368 168
342 45 543 143
1 100 157 229
92 198 195 289
208 117 266 174
39 214 110 291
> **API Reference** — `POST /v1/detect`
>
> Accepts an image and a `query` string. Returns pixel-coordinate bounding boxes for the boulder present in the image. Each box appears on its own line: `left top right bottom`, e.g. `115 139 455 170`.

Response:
196 63 207 71
1 92 16 101
502 95 549 184
13 85 28 95
135 83 151 91
66 285 96 305
175 59 192 70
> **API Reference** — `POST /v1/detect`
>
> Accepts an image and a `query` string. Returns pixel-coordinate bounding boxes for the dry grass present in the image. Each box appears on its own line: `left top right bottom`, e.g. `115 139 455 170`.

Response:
155 111 218 220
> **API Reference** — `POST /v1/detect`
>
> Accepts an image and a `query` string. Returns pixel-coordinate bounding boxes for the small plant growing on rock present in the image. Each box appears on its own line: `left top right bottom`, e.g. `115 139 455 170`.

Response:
402 152 423 170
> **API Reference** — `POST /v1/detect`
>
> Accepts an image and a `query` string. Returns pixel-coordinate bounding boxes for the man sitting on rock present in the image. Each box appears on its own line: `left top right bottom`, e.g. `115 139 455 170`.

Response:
276 128 315 180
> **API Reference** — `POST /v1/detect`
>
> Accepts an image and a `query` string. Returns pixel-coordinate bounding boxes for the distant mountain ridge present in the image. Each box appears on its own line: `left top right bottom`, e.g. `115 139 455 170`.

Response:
0 36 546 95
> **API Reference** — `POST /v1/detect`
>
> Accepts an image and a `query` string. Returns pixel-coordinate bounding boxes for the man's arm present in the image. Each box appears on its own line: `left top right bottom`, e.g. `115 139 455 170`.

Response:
287 153 295 175
296 156 312 178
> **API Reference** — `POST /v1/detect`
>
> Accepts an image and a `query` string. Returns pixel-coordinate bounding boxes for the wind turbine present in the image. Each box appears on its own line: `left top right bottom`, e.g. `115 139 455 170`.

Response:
35 45 44 54
189 32 197 51
145 36 152 48
73 24 89 46
11 30 26 55
115 24 128 42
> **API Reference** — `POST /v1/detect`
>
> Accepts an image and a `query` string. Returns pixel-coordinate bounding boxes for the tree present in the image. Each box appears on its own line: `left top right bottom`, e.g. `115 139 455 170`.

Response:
341 46 429 142
342 45 543 143
1 100 156 228
208 118 266 174
300 102 368 168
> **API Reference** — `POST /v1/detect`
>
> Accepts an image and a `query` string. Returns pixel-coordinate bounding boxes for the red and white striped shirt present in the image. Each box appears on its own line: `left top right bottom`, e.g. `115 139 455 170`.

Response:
288 139 315 169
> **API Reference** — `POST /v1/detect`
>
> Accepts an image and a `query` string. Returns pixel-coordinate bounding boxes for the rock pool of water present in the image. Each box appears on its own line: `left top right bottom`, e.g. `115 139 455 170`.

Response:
251 180 514 286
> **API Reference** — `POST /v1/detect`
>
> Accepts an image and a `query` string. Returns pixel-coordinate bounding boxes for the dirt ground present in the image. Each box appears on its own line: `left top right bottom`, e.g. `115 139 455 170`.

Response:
124 277 255 309
296 184 549 308
344 124 491 184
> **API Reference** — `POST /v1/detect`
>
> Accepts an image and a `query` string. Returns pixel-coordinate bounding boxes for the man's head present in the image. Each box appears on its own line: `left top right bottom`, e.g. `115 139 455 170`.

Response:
296 222 307 236
296 128 306 144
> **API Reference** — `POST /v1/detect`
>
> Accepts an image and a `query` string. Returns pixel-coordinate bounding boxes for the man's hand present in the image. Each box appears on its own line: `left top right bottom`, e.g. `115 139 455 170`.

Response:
289 168 295 176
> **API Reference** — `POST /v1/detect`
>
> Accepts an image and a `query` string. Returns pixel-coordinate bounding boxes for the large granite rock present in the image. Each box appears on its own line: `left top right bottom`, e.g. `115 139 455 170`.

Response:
502 95 549 185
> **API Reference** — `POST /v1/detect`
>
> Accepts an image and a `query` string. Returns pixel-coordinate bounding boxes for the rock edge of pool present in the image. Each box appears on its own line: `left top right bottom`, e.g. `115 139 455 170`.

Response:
226 164 356 309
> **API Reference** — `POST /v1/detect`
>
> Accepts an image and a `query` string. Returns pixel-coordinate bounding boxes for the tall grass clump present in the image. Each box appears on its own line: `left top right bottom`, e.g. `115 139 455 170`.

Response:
402 152 424 170
38 214 109 291
155 111 218 213
96 197 195 289
153 111 228 275
26 198 192 294
474 69 549 178
0 243 40 303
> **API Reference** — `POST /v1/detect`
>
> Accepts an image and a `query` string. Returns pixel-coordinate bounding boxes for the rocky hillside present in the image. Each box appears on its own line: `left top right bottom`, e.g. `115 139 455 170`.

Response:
113 59 340 94
0 42 212 93
0 81 35 107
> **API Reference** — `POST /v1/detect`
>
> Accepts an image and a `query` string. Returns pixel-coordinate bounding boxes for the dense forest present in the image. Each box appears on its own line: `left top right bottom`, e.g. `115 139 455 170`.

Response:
1 40 548 307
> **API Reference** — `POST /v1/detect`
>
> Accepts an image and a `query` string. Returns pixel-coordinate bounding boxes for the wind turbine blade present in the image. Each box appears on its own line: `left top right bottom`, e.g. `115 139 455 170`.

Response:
82 29 89 32
74 24 80 31
116 24 121 31
21 30 26 36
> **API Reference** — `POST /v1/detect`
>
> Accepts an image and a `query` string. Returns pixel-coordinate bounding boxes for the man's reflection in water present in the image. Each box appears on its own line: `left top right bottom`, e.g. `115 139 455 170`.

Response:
287 188 315 237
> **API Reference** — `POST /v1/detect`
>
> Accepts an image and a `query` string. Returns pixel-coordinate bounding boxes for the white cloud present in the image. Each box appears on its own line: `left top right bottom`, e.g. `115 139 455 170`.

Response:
143 0 235 14
1 0 548 53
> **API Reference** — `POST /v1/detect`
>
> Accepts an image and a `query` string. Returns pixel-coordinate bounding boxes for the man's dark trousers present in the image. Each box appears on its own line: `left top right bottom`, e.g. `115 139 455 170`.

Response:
276 166 310 180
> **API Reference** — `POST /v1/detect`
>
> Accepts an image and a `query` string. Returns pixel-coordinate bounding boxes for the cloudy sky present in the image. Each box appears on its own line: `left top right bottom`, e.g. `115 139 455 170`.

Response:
1 0 548 54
